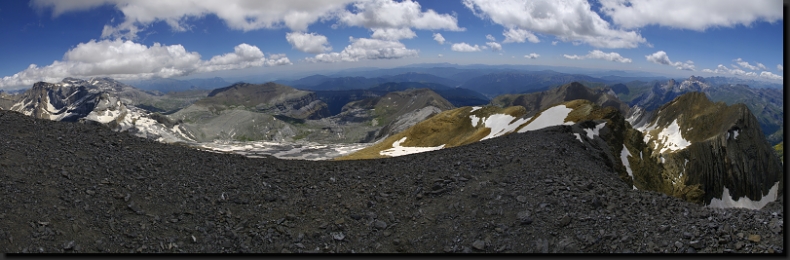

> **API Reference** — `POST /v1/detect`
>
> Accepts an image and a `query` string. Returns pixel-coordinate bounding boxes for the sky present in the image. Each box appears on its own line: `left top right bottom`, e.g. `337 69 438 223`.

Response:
0 0 784 90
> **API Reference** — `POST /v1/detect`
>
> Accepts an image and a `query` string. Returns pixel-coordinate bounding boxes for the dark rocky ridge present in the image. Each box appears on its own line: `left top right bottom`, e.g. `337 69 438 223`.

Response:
648 92 783 204
0 109 783 253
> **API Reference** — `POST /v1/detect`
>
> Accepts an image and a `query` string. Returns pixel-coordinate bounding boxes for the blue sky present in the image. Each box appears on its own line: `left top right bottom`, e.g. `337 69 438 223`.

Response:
0 0 784 89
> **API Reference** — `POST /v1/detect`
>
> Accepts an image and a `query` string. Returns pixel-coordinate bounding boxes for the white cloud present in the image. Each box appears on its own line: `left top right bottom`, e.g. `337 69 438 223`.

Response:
551 41 558 45
486 34 496 41
599 0 783 31
337 0 464 31
451 43 482 52
433 33 446 45
502 28 539 43
645 51 695 71
733 58 766 71
285 32 332 54
486 42 502 51
759 71 783 80
463 0 646 48
370 27 417 41
703 64 756 77
33 0 357 39
437 54 443 58
0 39 287 89
563 50 631 63
306 36 418 63
524 53 540 59
778 64 783 72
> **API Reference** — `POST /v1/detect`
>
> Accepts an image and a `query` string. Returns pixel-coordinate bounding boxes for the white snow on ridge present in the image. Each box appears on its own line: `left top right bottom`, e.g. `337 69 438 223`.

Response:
620 145 633 179
481 114 532 140
380 137 445 157
733 130 739 139
517 105 574 133
584 122 606 139
656 119 691 154
469 115 481 127
470 106 482 112
573 133 583 143
707 181 780 210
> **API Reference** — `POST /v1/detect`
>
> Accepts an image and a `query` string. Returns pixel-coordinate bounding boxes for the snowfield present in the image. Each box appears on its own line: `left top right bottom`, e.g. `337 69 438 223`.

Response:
620 145 633 179
480 114 532 140
655 119 692 153
584 122 606 139
380 137 445 157
517 105 574 133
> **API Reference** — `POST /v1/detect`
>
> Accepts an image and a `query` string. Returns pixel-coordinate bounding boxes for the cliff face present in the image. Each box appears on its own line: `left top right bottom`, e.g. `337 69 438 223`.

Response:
11 81 102 121
636 92 783 207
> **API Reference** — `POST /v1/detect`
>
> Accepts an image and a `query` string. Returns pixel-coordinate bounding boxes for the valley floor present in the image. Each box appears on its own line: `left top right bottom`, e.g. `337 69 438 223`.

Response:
0 110 783 253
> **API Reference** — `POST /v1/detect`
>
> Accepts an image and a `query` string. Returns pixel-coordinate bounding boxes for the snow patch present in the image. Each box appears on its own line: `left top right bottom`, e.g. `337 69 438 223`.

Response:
583 122 606 139
480 114 532 140
620 145 633 179
517 105 574 133
656 119 691 153
470 106 482 112
469 115 481 127
707 182 780 210
733 130 739 139
573 133 583 143
380 137 445 157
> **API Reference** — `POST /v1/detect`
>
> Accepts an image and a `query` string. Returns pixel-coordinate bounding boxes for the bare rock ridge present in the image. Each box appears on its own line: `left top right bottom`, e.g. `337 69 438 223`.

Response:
341 83 782 210
640 92 783 205
0 109 783 253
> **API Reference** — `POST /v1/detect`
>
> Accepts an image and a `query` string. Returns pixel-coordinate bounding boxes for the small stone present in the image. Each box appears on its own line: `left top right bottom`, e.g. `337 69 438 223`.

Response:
659 225 669 232
674 241 683 248
332 232 345 241
736 233 744 239
747 234 761 243
472 240 486 250
689 240 703 249
63 241 75 250
350 214 362 221
516 196 527 203
735 242 744 250
374 220 387 229
334 218 345 225
558 215 571 227
86 190 95 195
686 247 696 253
682 232 692 239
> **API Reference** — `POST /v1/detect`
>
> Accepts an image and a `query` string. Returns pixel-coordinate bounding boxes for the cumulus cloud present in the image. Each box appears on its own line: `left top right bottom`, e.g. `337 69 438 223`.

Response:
778 64 783 72
702 64 782 80
486 34 496 41
486 42 502 51
759 71 783 80
599 0 783 31
337 0 464 31
306 36 418 63
645 51 695 71
370 27 417 41
563 50 631 63
437 54 443 58
33 0 357 39
733 58 767 71
432 33 446 44
524 53 540 59
0 39 287 89
551 41 558 45
702 64 756 77
286 32 332 54
502 28 539 43
451 43 482 52
463 0 646 48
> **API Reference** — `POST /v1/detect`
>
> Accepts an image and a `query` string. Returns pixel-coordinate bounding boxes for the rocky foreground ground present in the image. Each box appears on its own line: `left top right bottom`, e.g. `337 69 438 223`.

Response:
0 110 784 254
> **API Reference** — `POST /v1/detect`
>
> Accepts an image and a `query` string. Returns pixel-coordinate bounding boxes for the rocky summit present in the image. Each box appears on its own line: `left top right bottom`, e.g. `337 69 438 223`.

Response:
0 109 783 253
